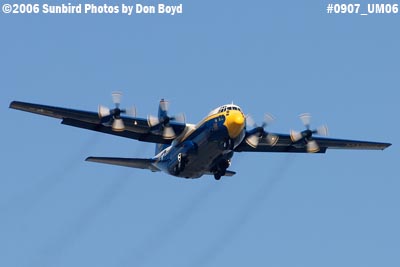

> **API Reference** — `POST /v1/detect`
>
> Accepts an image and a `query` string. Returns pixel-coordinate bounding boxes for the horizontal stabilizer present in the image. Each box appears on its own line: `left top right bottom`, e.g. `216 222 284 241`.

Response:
205 170 236 177
225 170 236 176
86 157 160 172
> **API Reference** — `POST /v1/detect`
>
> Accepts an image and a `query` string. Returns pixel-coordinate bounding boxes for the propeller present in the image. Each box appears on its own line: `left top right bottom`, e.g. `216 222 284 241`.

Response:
98 91 136 132
245 113 279 148
290 113 328 153
147 99 185 139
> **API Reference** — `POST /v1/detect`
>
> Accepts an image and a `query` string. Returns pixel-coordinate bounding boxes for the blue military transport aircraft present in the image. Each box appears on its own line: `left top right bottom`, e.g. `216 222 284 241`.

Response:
9 92 391 180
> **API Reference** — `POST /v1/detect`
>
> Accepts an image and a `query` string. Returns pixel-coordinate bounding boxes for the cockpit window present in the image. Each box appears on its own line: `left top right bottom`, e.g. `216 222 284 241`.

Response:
210 105 242 116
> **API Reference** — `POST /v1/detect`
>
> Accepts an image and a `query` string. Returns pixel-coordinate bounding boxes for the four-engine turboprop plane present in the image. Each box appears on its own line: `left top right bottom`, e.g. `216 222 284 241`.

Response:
9 92 391 180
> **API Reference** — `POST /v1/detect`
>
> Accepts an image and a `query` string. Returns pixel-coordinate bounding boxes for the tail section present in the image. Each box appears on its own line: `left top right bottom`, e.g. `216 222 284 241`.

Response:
155 99 169 155
158 99 169 120
155 143 169 156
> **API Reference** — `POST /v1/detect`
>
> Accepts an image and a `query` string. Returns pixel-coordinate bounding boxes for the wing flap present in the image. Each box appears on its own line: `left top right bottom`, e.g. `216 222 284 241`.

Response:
62 118 169 144
86 157 160 172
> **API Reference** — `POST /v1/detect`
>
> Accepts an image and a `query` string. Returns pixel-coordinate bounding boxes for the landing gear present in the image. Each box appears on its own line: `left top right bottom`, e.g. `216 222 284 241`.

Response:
213 168 226 180
174 153 186 175
178 153 183 170
222 138 234 150
212 159 230 180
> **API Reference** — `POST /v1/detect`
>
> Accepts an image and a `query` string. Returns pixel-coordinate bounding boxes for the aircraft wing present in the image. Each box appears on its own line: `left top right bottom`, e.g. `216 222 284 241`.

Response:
9 101 186 144
235 133 391 153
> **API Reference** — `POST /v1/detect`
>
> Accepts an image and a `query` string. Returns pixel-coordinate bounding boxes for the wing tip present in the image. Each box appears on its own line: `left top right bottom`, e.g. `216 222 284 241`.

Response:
86 156 103 163
9 100 18 109
382 142 392 150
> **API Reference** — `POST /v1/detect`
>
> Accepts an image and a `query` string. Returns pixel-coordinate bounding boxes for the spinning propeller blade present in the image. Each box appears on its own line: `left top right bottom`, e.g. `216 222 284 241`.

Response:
290 113 329 153
148 99 185 139
147 115 160 127
172 113 186 124
98 105 110 118
299 113 311 129
245 113 278 148
163 126 176 139
112 118 125 132
307 140 319 153
98 91 135 132
112 91 122 107
316 125 329 136
290 130 303 142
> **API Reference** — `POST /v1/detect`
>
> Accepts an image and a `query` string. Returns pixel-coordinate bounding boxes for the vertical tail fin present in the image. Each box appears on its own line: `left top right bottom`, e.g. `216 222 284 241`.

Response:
158 99 169 119
155 143 169 156
155 99 169 155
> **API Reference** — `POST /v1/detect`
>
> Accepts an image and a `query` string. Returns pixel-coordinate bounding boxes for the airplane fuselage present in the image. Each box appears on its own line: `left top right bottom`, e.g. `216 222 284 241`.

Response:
153 105 246 179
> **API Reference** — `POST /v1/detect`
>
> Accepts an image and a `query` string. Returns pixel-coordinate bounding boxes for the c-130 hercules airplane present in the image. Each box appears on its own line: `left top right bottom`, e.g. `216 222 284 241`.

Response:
10 92 391 180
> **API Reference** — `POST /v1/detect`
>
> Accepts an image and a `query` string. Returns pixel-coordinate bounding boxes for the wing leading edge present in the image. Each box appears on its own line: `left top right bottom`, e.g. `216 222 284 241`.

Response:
235 133 391 153
9 101 186 144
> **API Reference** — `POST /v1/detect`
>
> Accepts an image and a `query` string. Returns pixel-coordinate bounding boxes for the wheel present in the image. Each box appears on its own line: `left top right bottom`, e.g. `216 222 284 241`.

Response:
214 173 222 180
177 153 185 172
223 139 233 150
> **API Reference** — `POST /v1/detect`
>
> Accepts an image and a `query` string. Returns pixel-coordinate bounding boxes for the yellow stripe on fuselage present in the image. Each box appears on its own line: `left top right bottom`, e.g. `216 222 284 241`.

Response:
179 110 245 142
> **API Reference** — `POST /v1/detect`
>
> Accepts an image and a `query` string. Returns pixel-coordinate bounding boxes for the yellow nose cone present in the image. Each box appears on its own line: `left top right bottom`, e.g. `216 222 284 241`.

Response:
224 110 245 138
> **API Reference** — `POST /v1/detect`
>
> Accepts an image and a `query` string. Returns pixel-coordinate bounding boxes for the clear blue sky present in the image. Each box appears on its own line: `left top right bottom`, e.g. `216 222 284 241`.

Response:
1 1 398 267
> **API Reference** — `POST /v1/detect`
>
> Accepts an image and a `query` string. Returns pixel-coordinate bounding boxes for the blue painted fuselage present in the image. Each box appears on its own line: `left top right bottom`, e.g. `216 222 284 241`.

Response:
153 111 245 178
